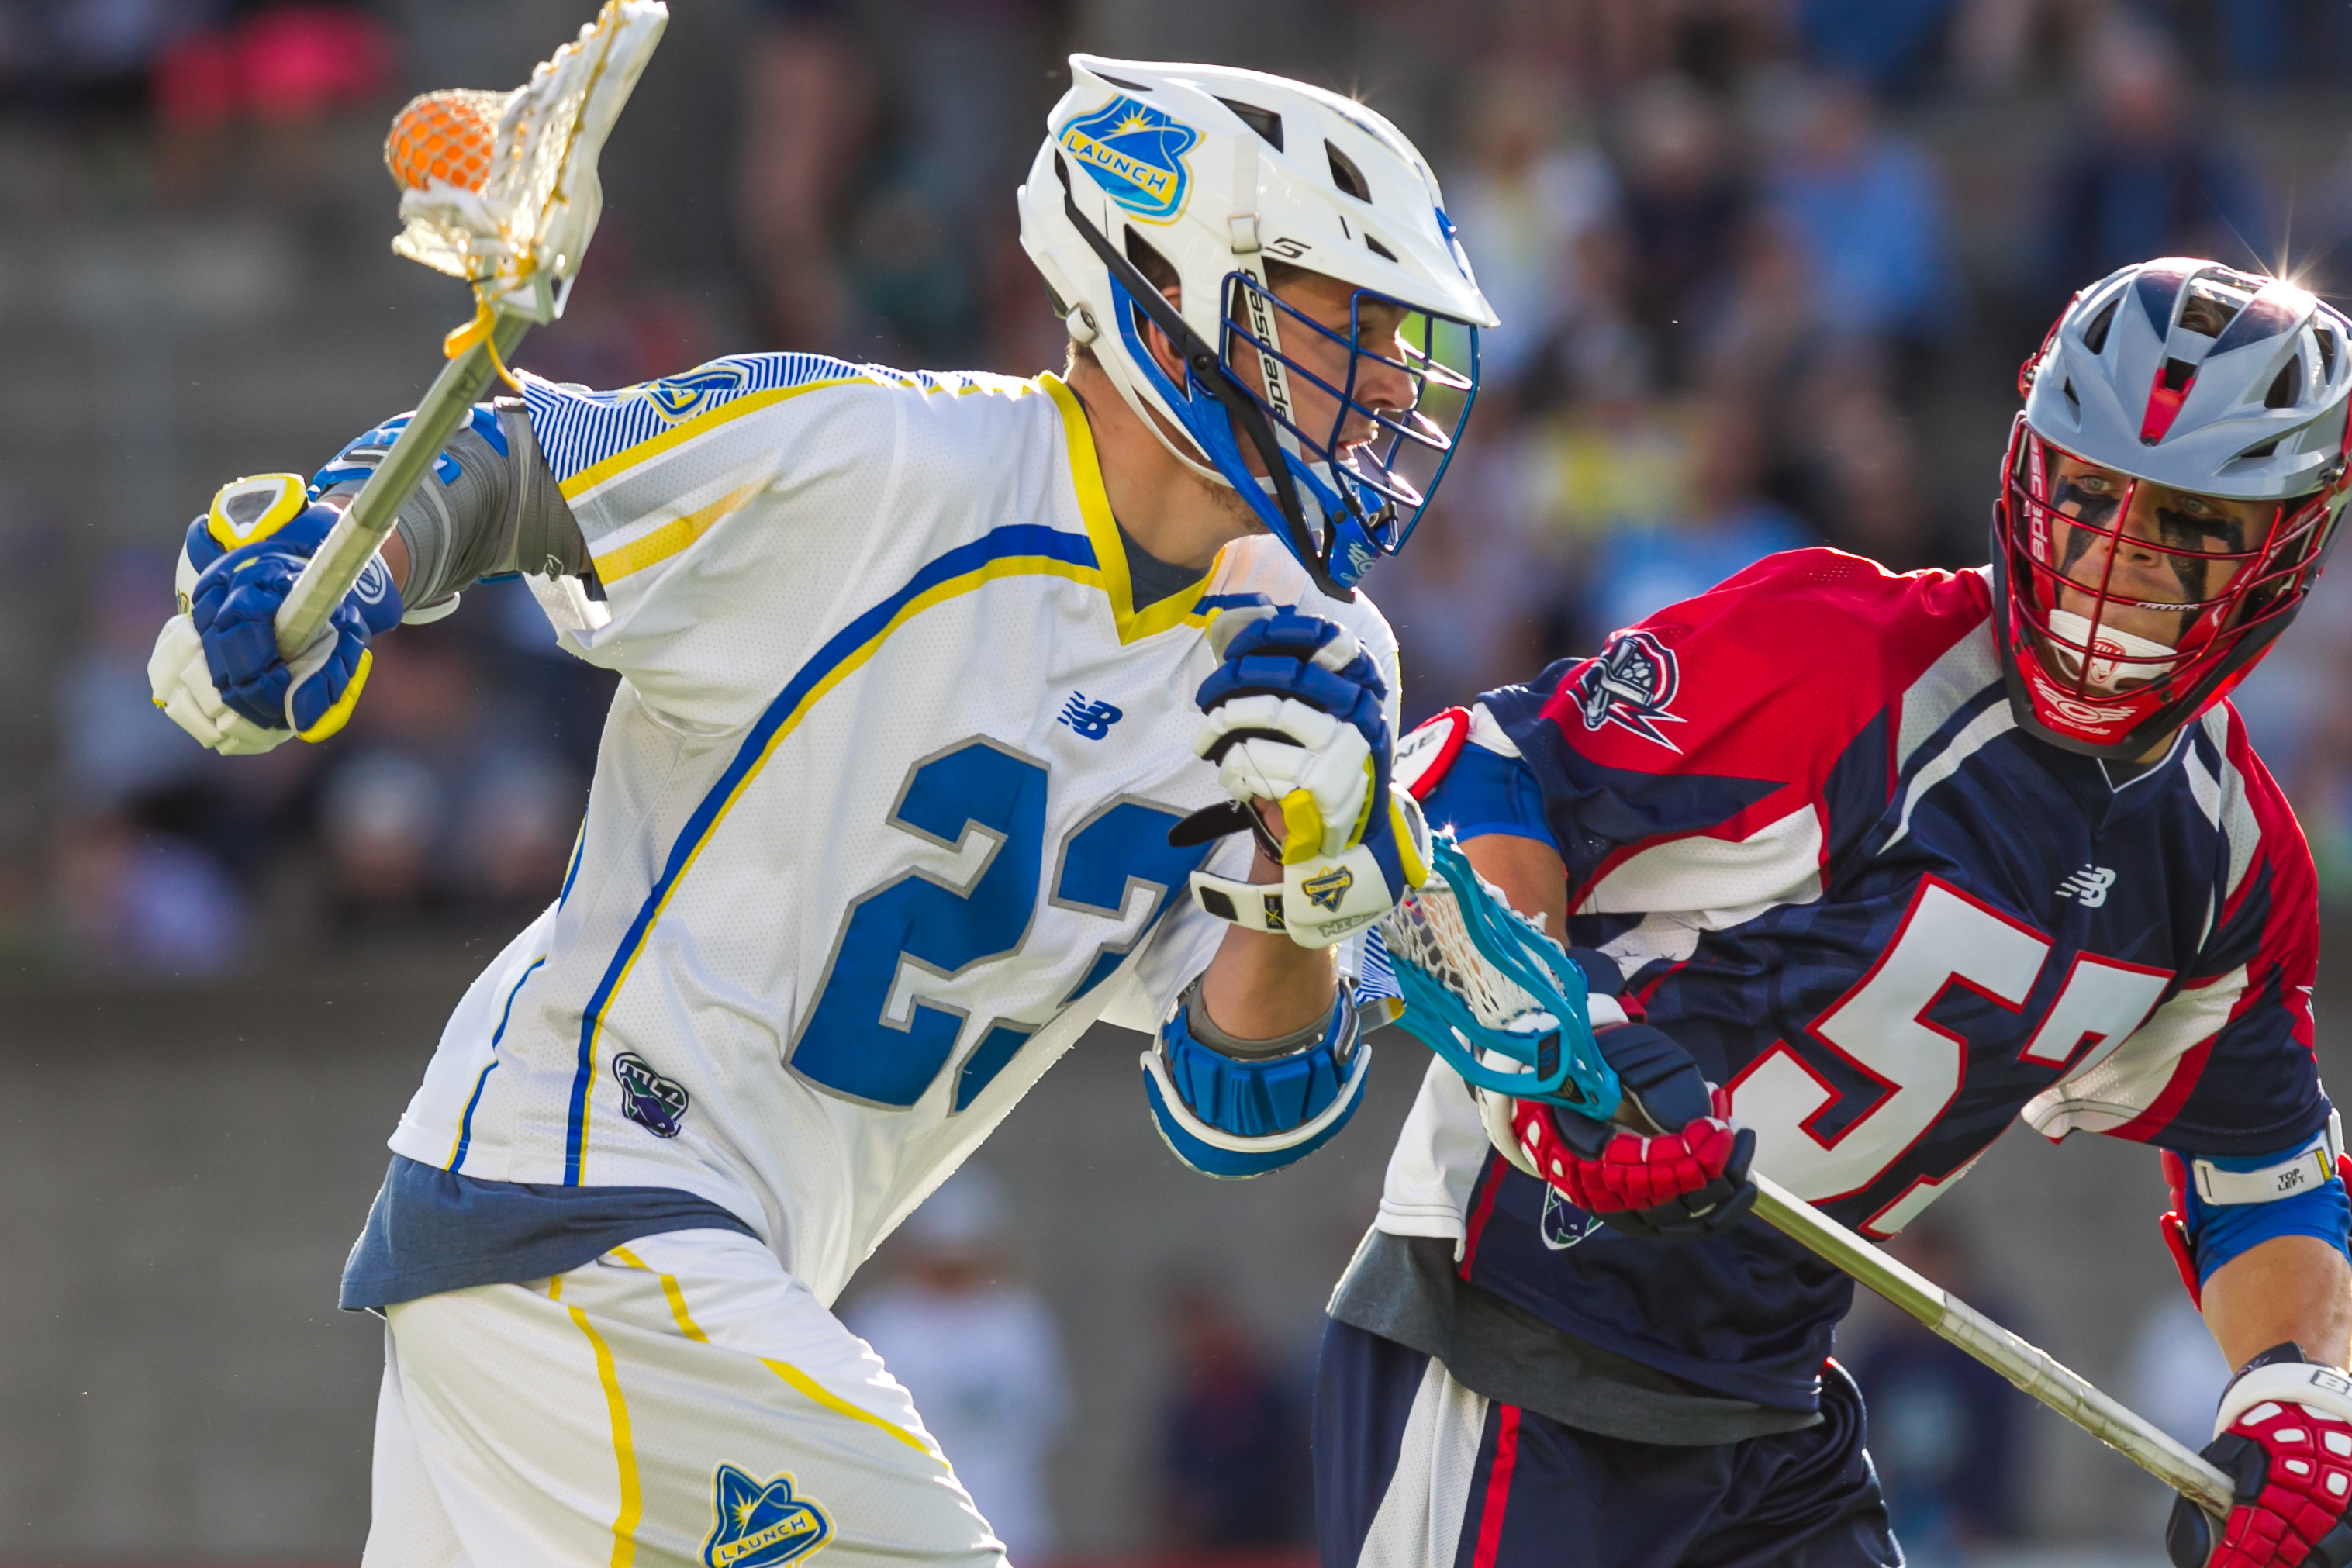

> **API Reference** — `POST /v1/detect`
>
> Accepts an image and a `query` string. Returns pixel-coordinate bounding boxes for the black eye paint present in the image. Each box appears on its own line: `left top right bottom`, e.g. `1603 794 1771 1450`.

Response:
2054 478 2120 526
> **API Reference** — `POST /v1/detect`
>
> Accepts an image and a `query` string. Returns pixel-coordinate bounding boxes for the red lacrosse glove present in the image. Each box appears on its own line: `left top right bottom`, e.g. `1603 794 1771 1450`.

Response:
2169 1350 2352 1568
1511 1049 1757 1242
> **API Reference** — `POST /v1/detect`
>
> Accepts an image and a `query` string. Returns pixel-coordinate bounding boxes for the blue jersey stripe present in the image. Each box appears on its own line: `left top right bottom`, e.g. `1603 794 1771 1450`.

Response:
450 955 548 1173
561 522 1100 1183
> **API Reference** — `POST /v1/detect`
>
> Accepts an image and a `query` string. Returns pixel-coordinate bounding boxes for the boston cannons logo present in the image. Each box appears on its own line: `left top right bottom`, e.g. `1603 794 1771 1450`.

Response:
703 1465 831 1568
1573 630 1684 751
613 1052 690 1138
1058 95 1200 223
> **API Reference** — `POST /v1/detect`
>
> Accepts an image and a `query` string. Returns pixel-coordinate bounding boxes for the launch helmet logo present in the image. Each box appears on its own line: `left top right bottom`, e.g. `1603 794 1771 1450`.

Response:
703 1466 832 1568
1059 95 1199 223
1573 630 1684 751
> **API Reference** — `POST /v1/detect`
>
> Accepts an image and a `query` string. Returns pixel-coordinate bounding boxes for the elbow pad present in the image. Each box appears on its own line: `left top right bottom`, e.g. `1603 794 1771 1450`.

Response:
1141 982 1369 1179
315 397 585 619
2159 1112 2351 1307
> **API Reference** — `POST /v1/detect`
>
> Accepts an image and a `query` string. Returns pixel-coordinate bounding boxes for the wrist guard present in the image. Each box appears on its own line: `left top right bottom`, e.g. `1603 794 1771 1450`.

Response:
1141 980 1369 1179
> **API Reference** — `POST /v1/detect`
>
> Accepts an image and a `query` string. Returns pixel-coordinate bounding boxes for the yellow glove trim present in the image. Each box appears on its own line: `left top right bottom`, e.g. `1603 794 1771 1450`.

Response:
1349 755 1377 848
1280 789 1324 865
207 473 309 553
1390 790 1432 889
297 646 374 744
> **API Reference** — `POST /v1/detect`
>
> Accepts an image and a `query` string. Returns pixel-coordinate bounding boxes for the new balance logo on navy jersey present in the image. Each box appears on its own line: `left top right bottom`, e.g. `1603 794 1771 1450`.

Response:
1058 692 1123 739
2057 865 2117 907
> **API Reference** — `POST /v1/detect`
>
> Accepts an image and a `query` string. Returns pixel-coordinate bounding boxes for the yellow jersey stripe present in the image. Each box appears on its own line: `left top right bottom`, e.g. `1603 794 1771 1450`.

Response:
592 477 768 585
558 377 869 504
761 1358 943 1463
551 1275 644 1568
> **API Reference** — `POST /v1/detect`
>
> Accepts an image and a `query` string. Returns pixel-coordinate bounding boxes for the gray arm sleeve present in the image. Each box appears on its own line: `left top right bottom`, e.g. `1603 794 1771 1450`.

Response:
317 396 589 620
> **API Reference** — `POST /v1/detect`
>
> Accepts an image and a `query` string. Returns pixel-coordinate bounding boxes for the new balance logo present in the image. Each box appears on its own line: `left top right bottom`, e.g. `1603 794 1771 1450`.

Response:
2057 865 2117 908
1057 692 1122 740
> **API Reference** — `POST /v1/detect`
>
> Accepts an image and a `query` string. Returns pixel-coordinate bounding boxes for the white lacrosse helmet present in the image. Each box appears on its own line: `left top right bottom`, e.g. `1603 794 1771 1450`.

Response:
1017 55 1499 596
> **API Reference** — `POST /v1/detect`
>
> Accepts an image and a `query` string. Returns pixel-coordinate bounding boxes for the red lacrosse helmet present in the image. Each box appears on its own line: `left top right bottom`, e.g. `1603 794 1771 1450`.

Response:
1997 259 2352 756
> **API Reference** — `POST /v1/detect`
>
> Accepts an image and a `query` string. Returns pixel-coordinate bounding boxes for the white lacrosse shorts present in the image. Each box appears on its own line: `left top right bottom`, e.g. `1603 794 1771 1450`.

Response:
364 1228 1007 1567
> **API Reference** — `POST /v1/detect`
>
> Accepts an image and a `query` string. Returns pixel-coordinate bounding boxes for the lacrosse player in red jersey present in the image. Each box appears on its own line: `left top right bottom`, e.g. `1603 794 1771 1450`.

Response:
1318 260 2352 1568
147 56 1494 1566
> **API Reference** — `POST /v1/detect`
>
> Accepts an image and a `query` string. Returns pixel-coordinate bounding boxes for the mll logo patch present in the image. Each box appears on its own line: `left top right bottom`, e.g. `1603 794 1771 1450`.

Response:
704 1465 831 1568
1573 630 1684 751
1059 95 1199 222
613 1052 689 1138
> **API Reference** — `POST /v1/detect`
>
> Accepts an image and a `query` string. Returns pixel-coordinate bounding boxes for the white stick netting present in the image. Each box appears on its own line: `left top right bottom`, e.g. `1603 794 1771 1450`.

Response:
1381 868 1559 1033
391 0 668 321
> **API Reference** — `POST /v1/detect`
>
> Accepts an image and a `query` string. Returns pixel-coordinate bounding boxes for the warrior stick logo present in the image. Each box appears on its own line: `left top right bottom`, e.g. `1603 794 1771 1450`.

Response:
703 1466 831 1568
1059 95 1199 222
1572 630 1684 751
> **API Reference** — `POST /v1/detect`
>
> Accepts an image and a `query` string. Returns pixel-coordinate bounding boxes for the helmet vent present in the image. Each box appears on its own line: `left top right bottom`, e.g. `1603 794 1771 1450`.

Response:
2266 357 2303 409
2063 377 2080 414
1093 71 1155 92
2161 357 2196 392
2319 326 2340 382
1218 98 1284 151
1326 140 1372 202
1365 232 1398 261
2236 436 2282 461
2082 297 2120 354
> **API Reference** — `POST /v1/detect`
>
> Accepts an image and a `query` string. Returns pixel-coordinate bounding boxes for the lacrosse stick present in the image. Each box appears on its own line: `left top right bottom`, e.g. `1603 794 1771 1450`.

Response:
1380 834 1615 1114
274 0 669 660
1378 831 2236 1524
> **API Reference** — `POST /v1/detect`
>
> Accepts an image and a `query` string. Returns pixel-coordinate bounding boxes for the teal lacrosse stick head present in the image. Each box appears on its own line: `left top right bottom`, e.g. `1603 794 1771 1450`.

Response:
1380 832 1619 1117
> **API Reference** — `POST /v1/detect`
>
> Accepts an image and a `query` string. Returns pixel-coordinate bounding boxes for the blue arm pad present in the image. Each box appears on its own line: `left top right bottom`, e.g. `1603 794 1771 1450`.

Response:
1141 989 1369 1179
2176 1134 2352 1284
1421 741 1552 846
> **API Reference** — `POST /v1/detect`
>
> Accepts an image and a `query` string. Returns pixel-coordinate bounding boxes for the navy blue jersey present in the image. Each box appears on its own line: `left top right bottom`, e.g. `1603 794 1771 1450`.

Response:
1374 550 2324 1411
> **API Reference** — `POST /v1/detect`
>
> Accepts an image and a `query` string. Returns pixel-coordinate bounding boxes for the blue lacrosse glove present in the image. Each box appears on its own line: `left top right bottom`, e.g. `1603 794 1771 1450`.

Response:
183 496 402 743
1177 605 1428 948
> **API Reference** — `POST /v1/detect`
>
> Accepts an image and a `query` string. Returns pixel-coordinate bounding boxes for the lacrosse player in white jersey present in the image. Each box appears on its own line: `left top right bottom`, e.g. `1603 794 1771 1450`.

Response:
148 55 1494 1568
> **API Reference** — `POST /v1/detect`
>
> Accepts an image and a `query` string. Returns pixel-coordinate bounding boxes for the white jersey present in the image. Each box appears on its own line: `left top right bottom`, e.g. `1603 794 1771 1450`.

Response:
384 354 1399 1307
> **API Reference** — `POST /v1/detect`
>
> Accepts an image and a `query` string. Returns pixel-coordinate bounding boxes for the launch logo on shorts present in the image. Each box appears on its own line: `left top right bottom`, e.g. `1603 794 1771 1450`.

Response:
613 1052 690 1138
704 1464 832 1568
1572 630 1684 751
1059 95 1198 222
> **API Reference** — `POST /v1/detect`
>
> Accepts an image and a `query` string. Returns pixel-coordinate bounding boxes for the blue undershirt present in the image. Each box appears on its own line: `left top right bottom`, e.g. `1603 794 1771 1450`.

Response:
339 1154 758 1312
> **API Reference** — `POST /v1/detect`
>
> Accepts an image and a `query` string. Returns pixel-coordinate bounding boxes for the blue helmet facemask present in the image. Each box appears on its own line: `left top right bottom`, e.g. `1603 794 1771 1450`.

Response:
1054 153 1480 598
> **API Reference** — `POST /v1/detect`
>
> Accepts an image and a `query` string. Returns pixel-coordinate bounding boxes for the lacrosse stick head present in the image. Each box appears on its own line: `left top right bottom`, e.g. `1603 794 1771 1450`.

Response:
1380 831 1619 1116
387 0 668 323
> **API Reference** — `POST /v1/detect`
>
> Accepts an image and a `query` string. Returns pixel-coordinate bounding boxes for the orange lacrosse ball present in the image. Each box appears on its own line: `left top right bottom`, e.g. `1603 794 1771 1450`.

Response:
384 92 496 193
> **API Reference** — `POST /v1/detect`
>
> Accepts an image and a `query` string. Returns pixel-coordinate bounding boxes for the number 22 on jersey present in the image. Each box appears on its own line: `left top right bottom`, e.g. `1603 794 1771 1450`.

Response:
788 737 1209 1110
1729 876 2172 1231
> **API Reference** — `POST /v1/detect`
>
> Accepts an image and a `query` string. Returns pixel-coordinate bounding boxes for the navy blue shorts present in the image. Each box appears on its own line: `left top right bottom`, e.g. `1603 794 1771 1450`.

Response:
1313 1318 1901 1568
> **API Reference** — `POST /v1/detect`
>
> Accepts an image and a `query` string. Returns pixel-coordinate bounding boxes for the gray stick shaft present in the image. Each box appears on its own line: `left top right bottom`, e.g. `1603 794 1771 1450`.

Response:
1749 1173 2234 1518
274 313 531 658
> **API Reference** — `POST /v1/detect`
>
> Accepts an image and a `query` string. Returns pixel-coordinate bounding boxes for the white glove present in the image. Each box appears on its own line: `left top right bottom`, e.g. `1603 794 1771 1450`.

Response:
147 613 292 756
1193 691 1377 862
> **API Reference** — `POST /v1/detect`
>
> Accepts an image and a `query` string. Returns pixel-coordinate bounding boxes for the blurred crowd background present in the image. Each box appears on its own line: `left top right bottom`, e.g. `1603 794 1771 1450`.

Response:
5 0 2352 1562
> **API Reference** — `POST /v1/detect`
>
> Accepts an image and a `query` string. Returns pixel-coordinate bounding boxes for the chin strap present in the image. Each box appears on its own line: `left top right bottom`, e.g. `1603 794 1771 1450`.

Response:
1055 152 1345 600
